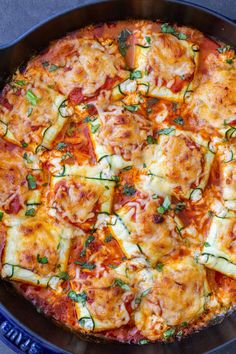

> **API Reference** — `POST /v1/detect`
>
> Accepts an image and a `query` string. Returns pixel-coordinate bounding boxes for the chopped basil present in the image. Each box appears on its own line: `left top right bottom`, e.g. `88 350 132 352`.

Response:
84 116 92 123
161 23 188 40
123 104 140 112
58 271 69 281
61 152 73 160
135 288 152 305
15 80 25 86
74 261 96 270
56 142 67 150
25 208 36 217
49 64 59 72
108 264 118 269
157 196 171 214
139 339 150 345
68 290 87 306
204 242 210 247
122 183 136 196
181 321 188 327
226 58 233 64
174 116 184 125
42 61 49 68
161 23 175 34
172 102 178 112
26 174 37 190
178 32 188 40
118 29 132 56
146 135 157 144
217 45 232 53
23 152 32 164
27 107 33 117
91 124 100 134
0 211 4 221
157 127 175 135
174 201 186 213
156 262 164 272
21 141 28 148
130 70 142 79
37 254 48 264
145 36 151 44
114 278 130 291
26 90 38 106
163 328 175 340
105 234 113 243
111 175 120 183
85 235 95 248
122 166 133 171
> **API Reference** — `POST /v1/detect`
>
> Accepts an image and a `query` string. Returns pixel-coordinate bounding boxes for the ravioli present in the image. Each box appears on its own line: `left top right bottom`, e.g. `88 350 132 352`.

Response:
133 27 199 102
138 129 214 200
2 211 71 289
0 20 235 345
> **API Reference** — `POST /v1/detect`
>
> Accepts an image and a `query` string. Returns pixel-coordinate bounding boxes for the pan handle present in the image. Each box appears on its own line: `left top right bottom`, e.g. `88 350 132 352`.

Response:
0 305 65 354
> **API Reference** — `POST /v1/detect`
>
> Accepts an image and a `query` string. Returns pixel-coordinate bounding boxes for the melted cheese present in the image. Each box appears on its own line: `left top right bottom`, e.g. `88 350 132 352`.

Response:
138 130 213 199
199 210 236 279
2 211 71 289
189 68 236 129
219 143 236 210
134 32 199 102
110 201 180 266
135 257 207 340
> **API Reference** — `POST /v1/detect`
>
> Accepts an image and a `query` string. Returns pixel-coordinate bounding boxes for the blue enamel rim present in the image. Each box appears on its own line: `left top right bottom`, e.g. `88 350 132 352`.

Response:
0 1 235 353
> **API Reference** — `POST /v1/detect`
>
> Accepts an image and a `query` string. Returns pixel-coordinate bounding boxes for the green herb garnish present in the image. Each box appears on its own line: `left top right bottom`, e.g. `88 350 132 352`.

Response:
85 235 95 248
163 328 175 340
25 208 36 217
68 290 87 305
37 254 48 264
174 116 184 125
118 29 132 56
0 211 4 221
145 36 151 44
174 201 186 213
56 142 67 150
26 174 37 190
58 271 69 281
157 196 171 214
204 242 211 247
21 141 28 148
26 90 38 106
146 135 157 144
130 70 142 79
156 262 164 272
15 80 25 86
27 107 33 117
226 58 233 64
49 64 59 72
122 184 136 196
123 104 140 112
91 124 100 134
114 278 130 291
157 127 175 135
139 339 150 345
105 234 113 243
217 45 232 53
74 261 96 270
161 23 188 40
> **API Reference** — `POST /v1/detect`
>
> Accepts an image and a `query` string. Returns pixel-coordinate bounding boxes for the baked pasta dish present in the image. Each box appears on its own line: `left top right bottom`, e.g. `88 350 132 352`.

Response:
0 20 235 344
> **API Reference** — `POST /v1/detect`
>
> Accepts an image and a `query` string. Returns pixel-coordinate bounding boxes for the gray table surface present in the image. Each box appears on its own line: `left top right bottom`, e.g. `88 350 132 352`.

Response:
0 0 236 353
